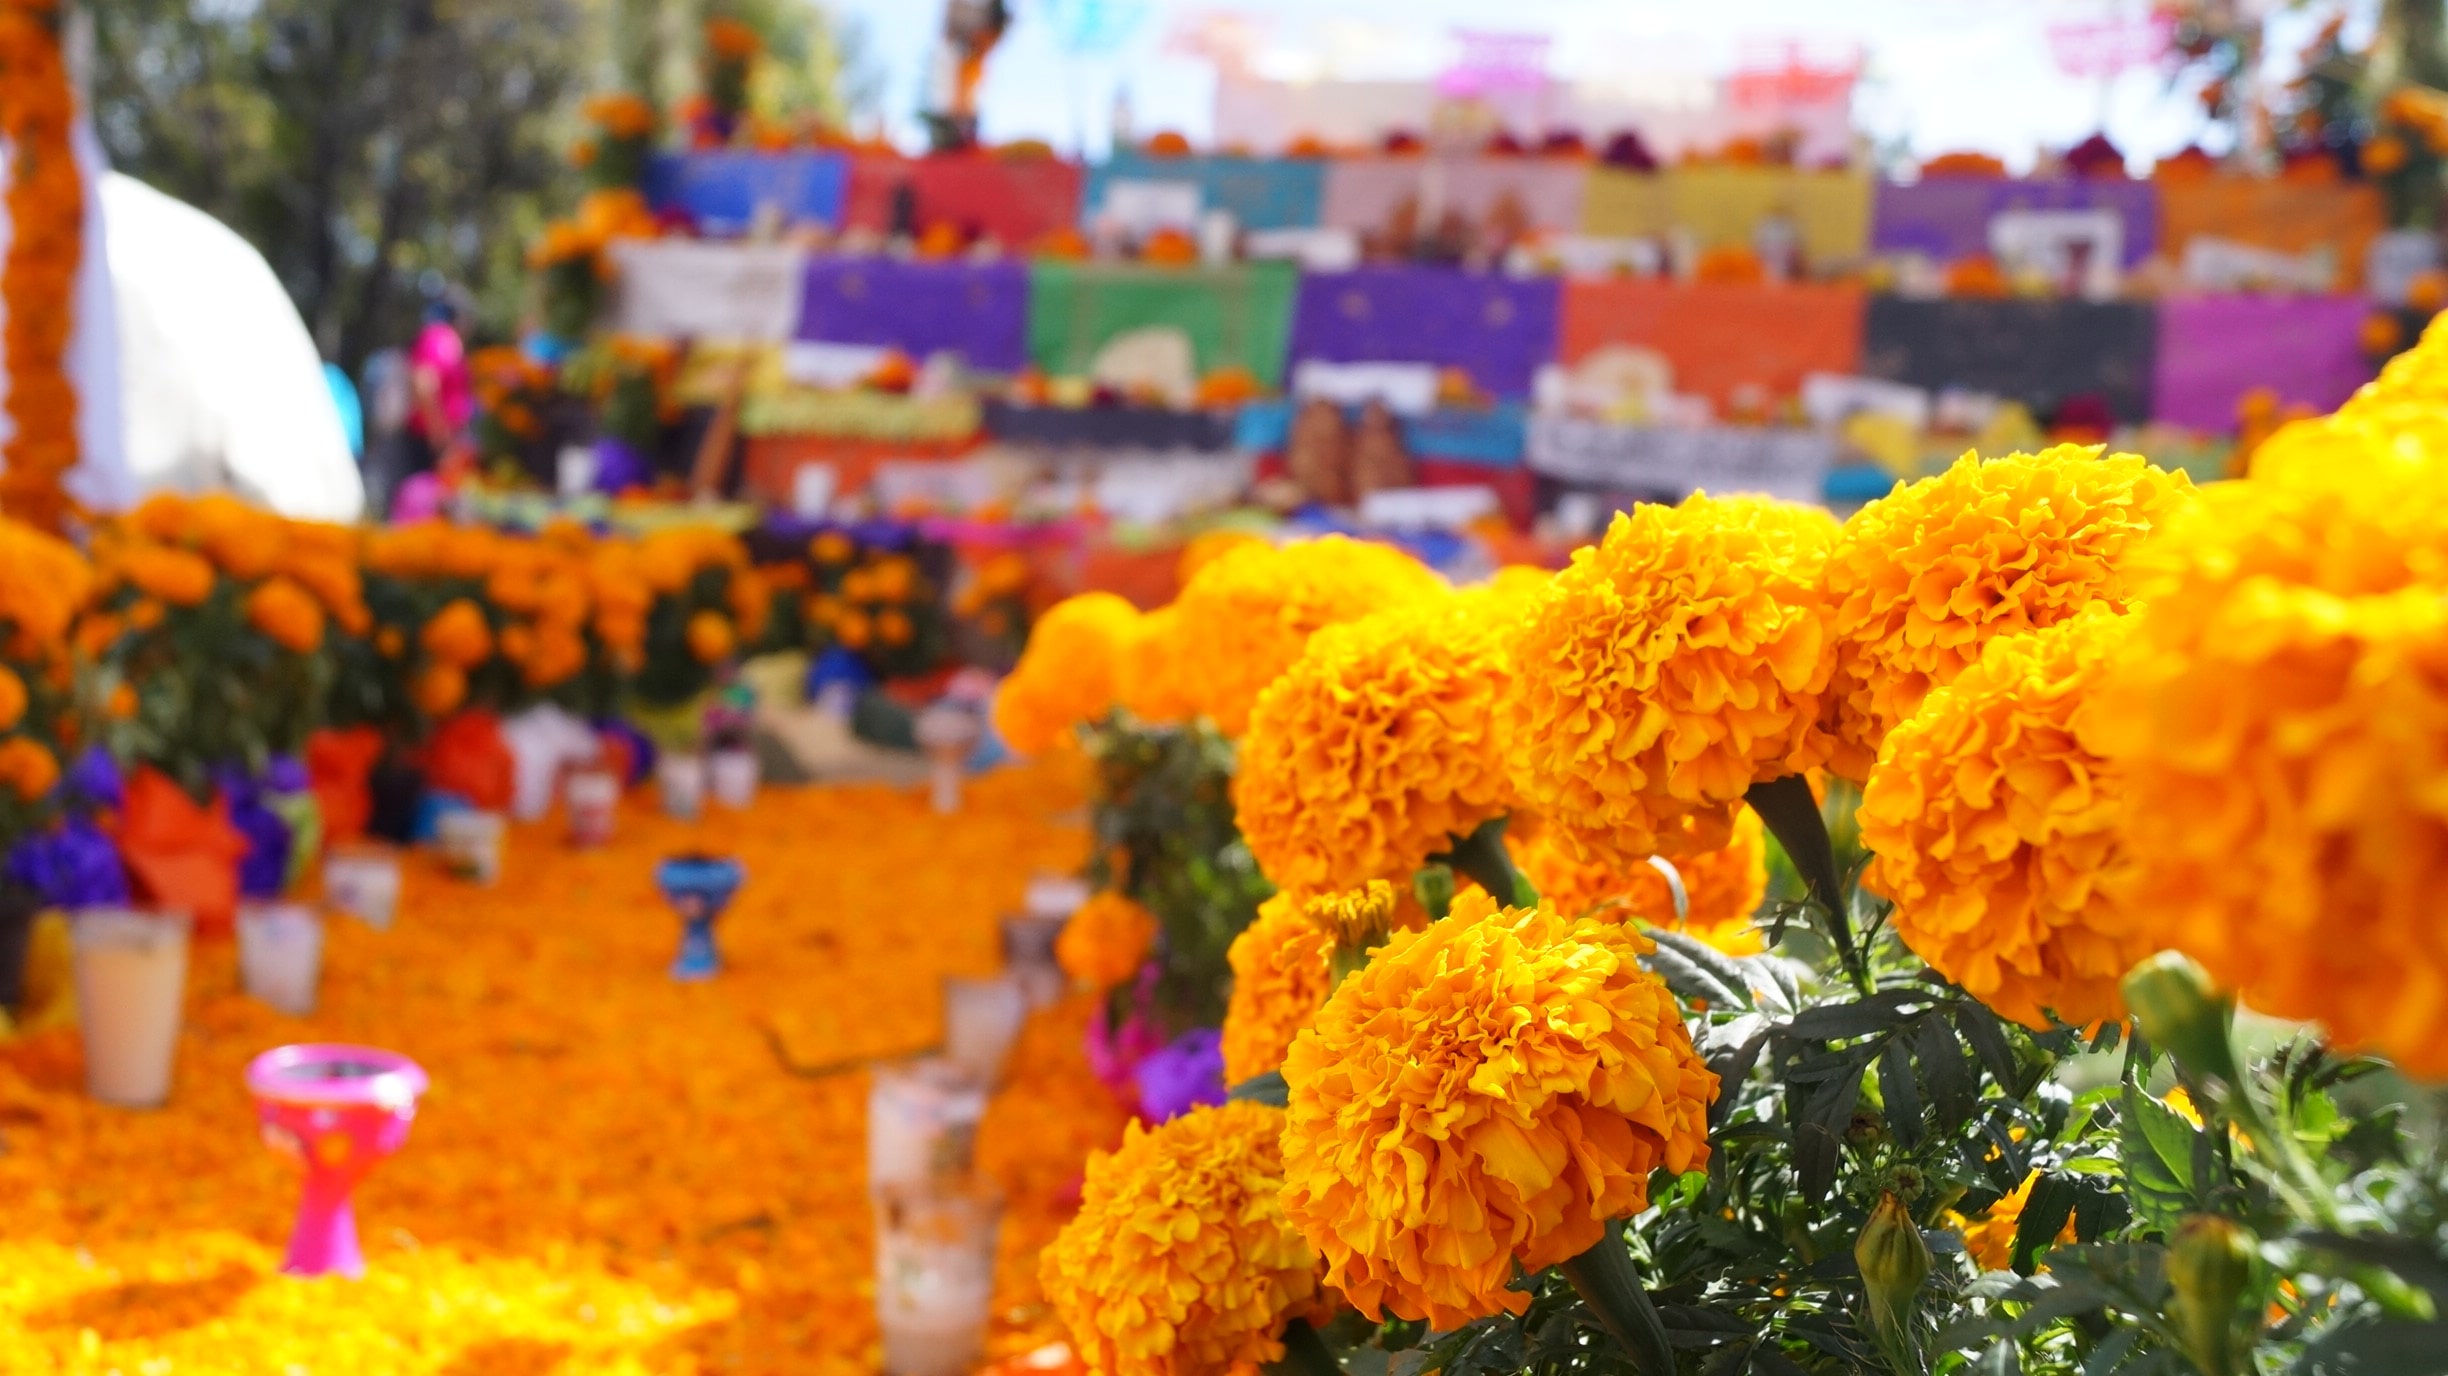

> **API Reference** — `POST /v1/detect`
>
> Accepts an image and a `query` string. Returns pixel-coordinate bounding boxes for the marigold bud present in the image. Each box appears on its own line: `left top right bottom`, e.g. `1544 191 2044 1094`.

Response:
2168 1215 2257 1376
2123 952 2241 1084
1855 1192 1931 1346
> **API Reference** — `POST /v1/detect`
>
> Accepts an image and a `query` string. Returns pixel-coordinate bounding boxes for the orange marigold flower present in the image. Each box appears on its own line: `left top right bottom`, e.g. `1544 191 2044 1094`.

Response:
1951 1170 2075 1272
422 599 494 670
118 544 216 608
106 683 138 720
1169 537 1447 736
1860 605 2144 1029
1041 1102 1323 1376
1815 446 2192 780
1115 605 1196 725
1500 493 1836 869
993 592 1141 755
1234 597 1514 895
1054 891 1157 990
685 611 736 665
0 736 61 802
244 577 327 655
1219 894 1334 1084
1513 806 1768 954
2085 432 2448 1076
411 663 469 719
0 665 23 731
1279 892 1716 1327
522 625 590 689
835 609 874 651
704 16 762 59
876 608 913 646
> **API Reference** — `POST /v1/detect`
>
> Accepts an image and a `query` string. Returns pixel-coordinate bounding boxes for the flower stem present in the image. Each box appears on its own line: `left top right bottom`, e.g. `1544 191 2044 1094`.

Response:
1270 1319 1342 1376
1744 775 1869 993
1435 818 1535 908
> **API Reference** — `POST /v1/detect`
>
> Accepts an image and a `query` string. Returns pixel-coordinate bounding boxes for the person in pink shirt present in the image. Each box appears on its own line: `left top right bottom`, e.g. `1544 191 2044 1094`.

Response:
407 299 473 461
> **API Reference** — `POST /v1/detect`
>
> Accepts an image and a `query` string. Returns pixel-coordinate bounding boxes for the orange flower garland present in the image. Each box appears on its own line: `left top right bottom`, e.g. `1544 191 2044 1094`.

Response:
0 0 82 533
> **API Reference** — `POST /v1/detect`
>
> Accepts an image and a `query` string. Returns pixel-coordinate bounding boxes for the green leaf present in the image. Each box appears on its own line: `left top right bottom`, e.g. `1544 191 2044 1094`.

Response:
2012 1172 2081 1276
1644 943 1746 1011
2289 1322 2448 1375
1559 1227 1678 1376
1880 1038 1922 1147
1793 1049 1870 1202
1228 1071 1289 1107
1645 928 1754 1008
1956 1002 2022 1090
1267 1319 1346 1376
1915 1016 1977 1133
2117 1082 2200 1237
1785 989 1925 1041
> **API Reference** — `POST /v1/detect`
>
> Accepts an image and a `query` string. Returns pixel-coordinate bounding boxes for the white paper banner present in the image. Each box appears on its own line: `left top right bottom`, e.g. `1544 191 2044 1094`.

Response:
609 240 809 341
1292 360 1441 415
1526 417 1835 504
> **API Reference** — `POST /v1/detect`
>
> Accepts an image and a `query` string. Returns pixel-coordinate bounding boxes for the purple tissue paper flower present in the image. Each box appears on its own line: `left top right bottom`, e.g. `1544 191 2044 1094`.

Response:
223 780 293 900
1132 1028 1226 1125
262 754 310 794
4 817 131 910
67 748 121 810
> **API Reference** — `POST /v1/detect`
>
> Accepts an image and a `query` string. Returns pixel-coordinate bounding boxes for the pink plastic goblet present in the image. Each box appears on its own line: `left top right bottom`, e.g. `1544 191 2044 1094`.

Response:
245 1044 429 1279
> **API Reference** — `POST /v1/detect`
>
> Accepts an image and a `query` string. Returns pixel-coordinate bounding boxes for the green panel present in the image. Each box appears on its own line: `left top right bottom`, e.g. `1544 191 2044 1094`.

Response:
1025 261 1299 386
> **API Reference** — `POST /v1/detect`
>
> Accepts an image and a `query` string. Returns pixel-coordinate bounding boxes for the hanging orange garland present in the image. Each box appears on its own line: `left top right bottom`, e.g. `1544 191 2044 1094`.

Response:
0 0 82 534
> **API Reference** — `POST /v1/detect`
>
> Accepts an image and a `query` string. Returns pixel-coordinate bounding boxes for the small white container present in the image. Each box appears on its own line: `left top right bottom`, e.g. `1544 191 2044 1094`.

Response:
436 810 507 886
942 975 1029 1086
658 751 709 822
912 706 981 817
564 767 621 848
71 908 192 1108
1000 913 1067 1011
874 1183 1002 1376
323 843 403 931
867 1056 989 1196
236 903 324 1017
709 747 759 810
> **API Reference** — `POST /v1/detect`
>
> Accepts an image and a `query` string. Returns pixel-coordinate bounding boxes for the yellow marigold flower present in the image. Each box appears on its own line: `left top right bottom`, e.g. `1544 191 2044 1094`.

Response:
1041 1101 1323 1376
1169 537 1447 736
1056 891 1158 990
1513 807 1768 955
993 593 1141 755
244 577 327 656
1500 493 1836 870
1951 1171 2074 1273
1220 895 1334 1084
1279 892 1716 1327
0 665 23 732
1177 528 1265 584
1234 598 1514 895
2084 438 2448 1077
1116 605 1196 725
1816 446 2193 780
1859 606 2143 1030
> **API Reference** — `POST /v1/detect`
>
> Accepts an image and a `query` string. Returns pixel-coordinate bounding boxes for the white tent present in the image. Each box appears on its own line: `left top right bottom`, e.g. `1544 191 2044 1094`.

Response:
99 172 365 521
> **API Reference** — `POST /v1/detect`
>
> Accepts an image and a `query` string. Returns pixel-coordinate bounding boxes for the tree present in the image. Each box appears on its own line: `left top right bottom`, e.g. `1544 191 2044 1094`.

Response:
88 0 589 371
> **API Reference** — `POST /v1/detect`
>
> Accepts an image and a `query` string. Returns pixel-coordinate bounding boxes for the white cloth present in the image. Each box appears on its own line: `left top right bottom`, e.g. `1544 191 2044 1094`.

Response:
1526 416 1835 505
609 239 809 342
102 173 364 520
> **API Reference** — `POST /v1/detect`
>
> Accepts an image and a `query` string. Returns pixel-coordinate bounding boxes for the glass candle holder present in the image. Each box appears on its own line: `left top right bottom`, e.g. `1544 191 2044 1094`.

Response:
656 854 745 981
873 1181 1002 1376
435 810 506 886
658 751 709 822
942 974 1028 1086
866 1055 988 1196
564 767 621 849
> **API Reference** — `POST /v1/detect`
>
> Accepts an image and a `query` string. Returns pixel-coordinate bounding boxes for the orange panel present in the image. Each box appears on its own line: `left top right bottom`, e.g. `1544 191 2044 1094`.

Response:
1557 280 1867 410
2157 177 2386 287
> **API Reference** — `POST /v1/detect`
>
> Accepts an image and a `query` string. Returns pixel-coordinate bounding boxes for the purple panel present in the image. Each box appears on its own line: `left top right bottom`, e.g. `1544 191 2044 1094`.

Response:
1288 268 1561 399
2151 294 2373 432
796 256 1030 373
1871 177 2161 267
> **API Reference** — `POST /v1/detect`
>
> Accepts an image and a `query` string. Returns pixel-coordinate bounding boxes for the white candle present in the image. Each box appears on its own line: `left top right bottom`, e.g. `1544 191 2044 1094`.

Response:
438 810 507 886
942 975 1028 1086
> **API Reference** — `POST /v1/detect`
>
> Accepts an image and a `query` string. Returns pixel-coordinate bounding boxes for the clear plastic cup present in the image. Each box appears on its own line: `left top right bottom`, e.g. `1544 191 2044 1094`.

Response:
873 1181 1002 1376
237 903 324 1017
71 908 192 1107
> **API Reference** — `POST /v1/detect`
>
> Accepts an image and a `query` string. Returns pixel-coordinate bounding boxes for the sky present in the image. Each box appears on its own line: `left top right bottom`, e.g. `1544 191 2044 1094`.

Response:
822 0 2373 170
